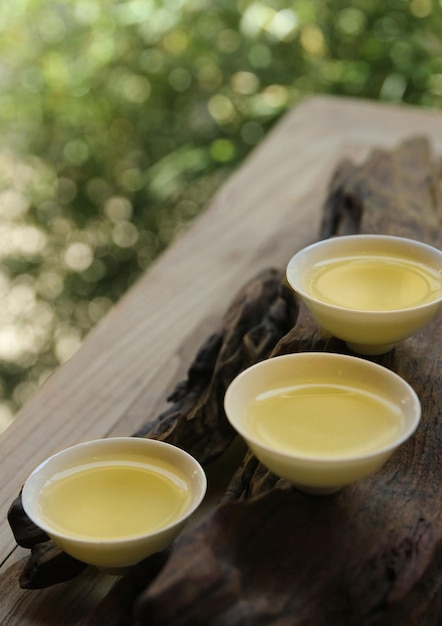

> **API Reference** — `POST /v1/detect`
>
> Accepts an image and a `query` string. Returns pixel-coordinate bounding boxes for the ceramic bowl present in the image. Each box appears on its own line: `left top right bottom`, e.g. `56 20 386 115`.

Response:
286 234 442 355
22 437 207 571
224 353 421 495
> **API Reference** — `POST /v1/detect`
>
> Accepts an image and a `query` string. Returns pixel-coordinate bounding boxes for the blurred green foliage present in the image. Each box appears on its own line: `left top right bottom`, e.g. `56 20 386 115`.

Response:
0 0 441 428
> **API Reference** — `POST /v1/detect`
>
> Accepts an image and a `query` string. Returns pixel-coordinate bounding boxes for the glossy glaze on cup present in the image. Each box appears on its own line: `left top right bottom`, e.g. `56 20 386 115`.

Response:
286 235 442 355
22 437 207 570
224 353 421 494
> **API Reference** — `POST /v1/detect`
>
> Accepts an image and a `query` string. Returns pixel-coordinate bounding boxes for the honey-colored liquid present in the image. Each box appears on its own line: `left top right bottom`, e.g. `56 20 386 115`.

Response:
246 383 403 457
305 255 441 311
39 462 191 539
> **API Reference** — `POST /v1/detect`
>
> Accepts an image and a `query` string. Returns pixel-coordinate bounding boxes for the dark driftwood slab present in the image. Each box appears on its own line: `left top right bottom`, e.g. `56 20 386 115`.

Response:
131 136 442 626
135 267 299 466
8 137 442 625
134 315 442 626
320 135 441 244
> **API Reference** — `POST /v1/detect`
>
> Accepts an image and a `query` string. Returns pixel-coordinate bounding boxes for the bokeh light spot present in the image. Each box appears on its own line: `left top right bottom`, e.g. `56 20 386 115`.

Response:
208 94 236 124
380 72 407 101
300 25 326 56
121 167 145 191
36 271 65 300
248 44 272 68
38 13 66 44
216 29 241 53
112 221 139 248
0 188 30 218
197 63 223 91
104 196 133 221
73 1 100 25
63 242 94 272
210 138 236 163
267 9 299 41
139 49 165 73
410 0 432 18
241 120 264 145
231 71 259 95
240 3 276 38
64 139 89 165
336 8 366 37
163 29 189 55
122 74 152 103
88 296 113 323
54 325 82 363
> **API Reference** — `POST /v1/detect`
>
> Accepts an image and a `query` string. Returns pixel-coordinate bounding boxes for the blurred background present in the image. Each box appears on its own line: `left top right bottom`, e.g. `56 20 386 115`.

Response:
0 0 441 431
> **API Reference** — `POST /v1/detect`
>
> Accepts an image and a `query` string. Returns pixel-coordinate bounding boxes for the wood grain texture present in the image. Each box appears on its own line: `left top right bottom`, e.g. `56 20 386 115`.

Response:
1 96 442 624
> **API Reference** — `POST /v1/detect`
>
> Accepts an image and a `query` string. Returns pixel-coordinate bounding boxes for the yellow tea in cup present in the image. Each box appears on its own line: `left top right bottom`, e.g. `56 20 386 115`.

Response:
305 254 441 312
39 461 191 539
245 382 403 458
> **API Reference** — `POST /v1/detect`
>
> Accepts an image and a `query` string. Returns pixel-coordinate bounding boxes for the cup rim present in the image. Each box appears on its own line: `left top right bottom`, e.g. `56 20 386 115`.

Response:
286 234 442 316
22 436 207 546
224 352 421 464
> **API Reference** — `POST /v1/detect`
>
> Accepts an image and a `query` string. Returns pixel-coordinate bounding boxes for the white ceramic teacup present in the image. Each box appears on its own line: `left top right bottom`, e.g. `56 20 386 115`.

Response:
224 353 421 495
286 234 442 355
22 437 207 571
